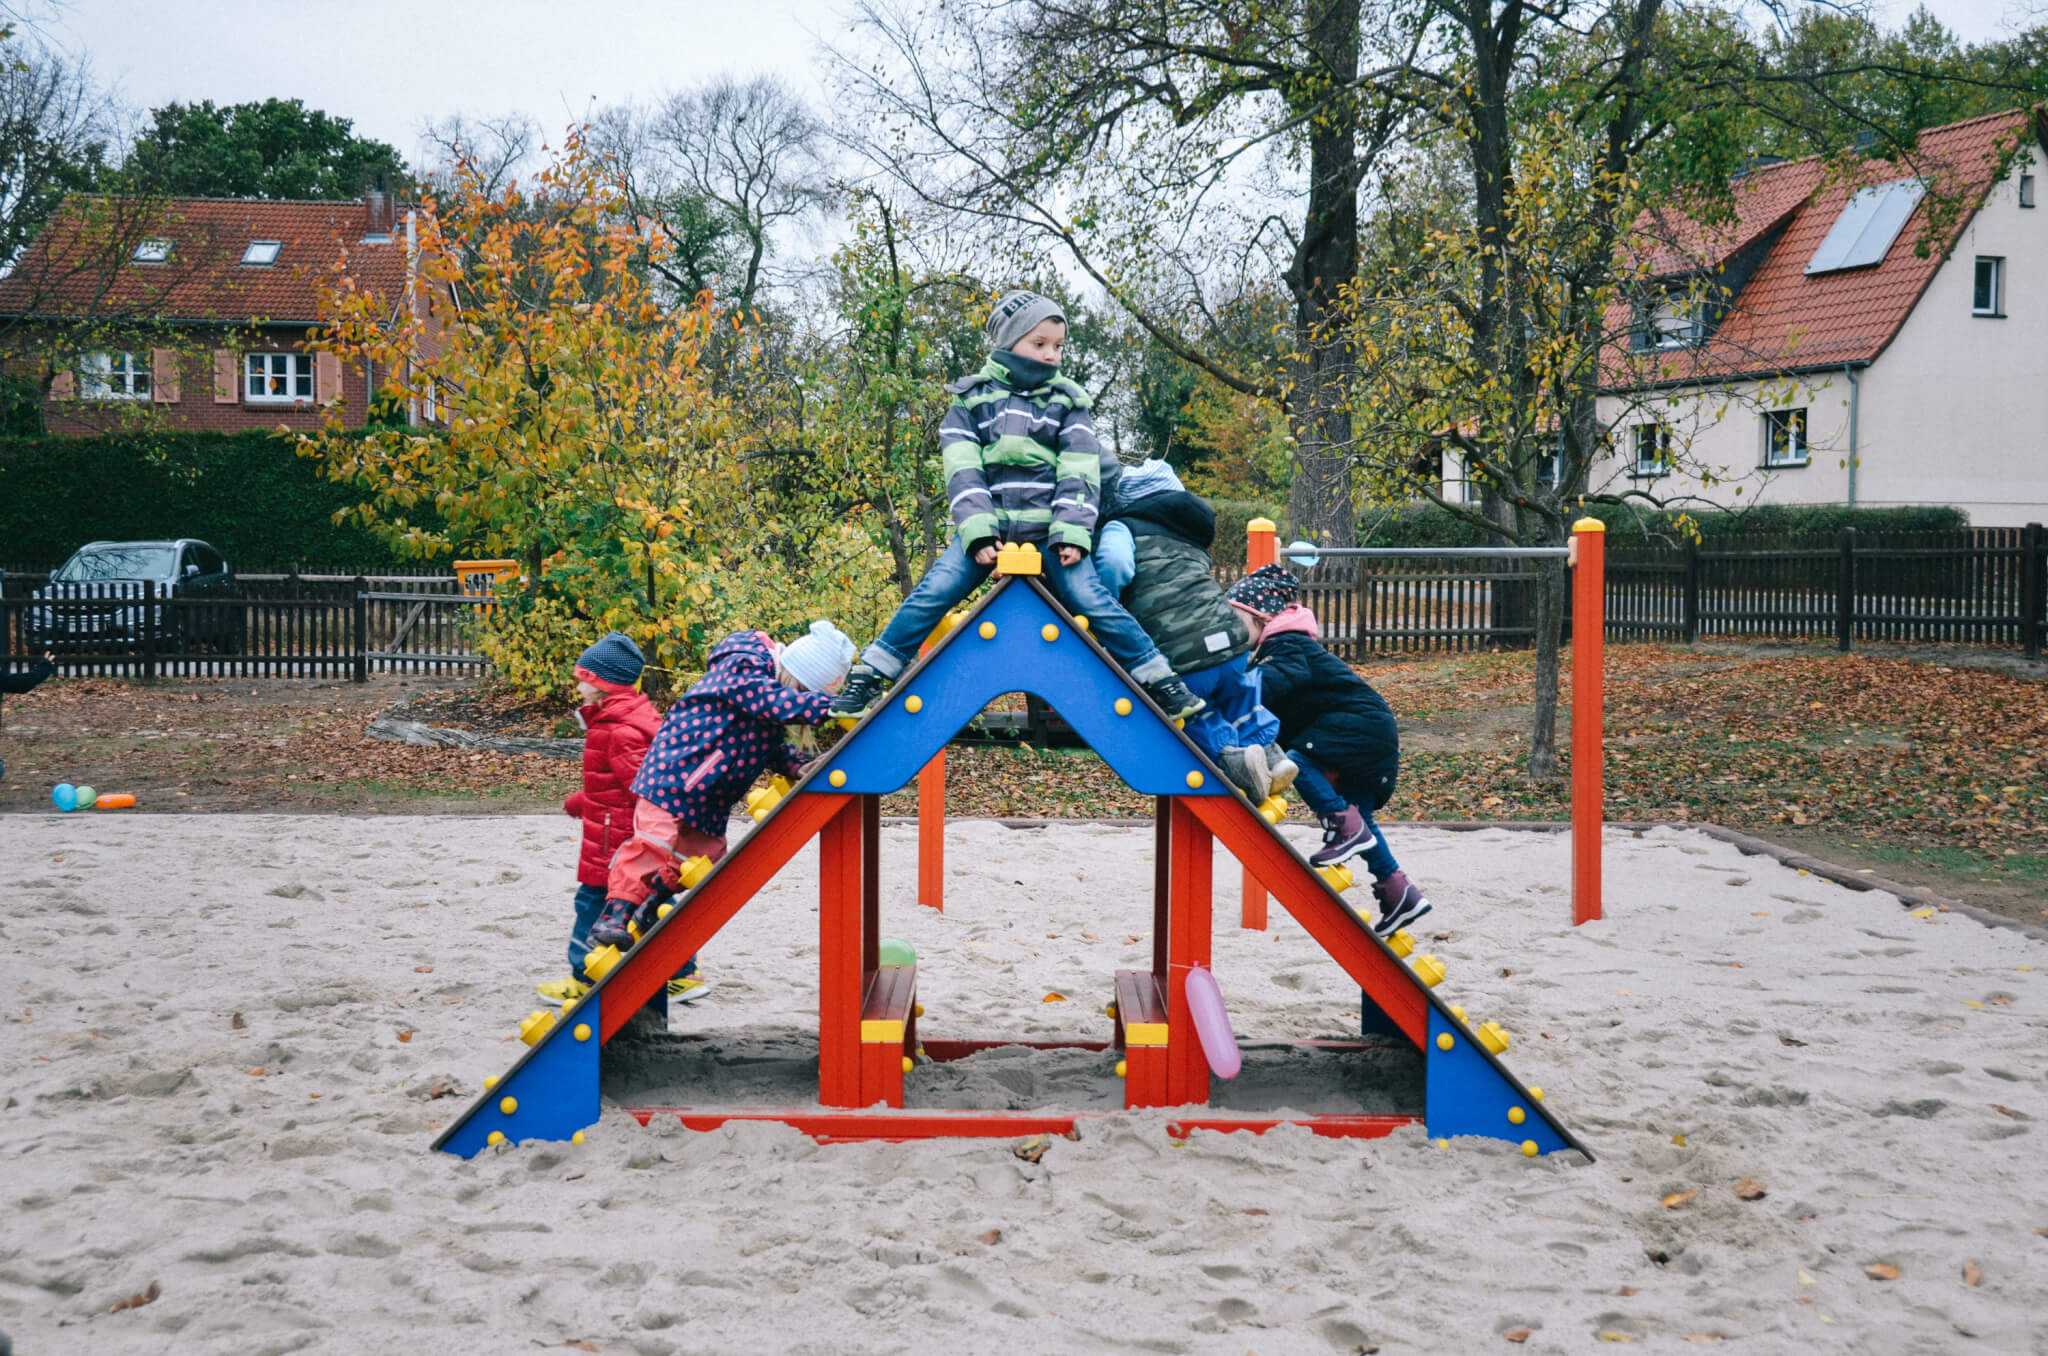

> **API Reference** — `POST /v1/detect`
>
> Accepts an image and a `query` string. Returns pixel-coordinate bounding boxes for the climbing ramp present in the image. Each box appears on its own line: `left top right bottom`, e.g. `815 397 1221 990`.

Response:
432 572 1588 1159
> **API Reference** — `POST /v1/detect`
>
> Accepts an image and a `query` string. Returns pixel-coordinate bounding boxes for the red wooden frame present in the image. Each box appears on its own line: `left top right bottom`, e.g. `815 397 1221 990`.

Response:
624 1107 1418 1144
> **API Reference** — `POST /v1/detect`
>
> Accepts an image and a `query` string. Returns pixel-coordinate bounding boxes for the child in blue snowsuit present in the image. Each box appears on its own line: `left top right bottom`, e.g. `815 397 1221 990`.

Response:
590 620 854 949
829 290 1204 724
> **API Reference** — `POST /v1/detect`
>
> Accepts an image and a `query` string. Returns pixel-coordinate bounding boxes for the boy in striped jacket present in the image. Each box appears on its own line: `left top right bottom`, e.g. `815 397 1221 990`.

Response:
830 290 1204 723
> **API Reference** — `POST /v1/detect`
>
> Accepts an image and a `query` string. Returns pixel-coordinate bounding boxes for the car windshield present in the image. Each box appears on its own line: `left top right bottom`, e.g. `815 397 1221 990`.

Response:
53 545 178 582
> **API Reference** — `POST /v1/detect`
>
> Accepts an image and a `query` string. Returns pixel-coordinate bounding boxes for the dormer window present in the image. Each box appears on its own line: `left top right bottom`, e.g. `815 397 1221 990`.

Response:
1630 293 1711 351
241 240 282 266
132 238 172 263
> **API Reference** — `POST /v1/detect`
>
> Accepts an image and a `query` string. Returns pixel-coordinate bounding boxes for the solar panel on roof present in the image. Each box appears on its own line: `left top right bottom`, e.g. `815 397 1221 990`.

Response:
1805 179 1925 274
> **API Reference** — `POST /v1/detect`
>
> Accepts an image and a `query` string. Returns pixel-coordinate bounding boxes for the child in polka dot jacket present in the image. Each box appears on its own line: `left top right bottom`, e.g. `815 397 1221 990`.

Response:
587 619 857 950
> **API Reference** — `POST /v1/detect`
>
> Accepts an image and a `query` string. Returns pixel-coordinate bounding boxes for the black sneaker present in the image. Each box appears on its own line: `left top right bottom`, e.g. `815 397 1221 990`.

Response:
1143 674 1206 721
1372 871 1432 936
829 662 889 719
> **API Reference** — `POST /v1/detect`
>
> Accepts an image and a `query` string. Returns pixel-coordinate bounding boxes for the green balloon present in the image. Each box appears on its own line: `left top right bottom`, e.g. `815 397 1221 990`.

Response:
877 936 917 967
74 785 96 809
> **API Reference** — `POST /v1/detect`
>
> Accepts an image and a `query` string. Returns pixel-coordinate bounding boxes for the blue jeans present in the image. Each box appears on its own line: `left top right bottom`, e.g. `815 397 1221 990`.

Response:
570 881 694 981
1095 521 1136 595
1292 756 1400 881
1179 656 1282 761
866 537 1170 682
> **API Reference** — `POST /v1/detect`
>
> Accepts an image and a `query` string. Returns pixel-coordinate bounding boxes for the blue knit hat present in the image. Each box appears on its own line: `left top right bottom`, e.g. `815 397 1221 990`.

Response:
575 632 645 688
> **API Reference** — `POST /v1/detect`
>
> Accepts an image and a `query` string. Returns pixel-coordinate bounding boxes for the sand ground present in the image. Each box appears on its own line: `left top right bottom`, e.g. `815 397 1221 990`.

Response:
1 814 2043 1355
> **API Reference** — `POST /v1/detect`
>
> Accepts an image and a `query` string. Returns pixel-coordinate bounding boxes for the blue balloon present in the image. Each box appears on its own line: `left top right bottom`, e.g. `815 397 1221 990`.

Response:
51 783 76 812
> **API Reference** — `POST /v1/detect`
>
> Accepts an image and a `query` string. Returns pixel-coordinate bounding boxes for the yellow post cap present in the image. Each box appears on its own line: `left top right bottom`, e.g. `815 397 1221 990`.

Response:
1247 517 1277 532
1573 517 1606 533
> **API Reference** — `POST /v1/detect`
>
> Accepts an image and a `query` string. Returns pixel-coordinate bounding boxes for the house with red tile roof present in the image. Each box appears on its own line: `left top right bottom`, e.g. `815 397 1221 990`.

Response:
1592 107 2048 527
0 193 421 435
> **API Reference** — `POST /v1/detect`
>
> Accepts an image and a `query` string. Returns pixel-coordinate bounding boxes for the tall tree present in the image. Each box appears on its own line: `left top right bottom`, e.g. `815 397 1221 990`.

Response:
835 0 1421 547
127 98 406 199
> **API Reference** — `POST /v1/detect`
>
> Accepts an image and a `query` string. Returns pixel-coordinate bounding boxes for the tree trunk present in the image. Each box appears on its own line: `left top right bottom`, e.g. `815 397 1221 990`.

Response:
1525 527 1566 782
1282 0 1361 548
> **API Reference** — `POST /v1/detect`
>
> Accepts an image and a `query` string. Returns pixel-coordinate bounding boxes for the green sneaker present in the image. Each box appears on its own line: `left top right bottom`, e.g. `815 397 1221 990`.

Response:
666 976 714 1003
536 976 590 1007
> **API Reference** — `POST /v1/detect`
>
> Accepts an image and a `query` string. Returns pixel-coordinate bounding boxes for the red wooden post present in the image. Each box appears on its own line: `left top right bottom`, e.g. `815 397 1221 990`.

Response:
1165 798 1214 1106
915 632 945 910
1241 517 1280 928
818 797 866 1106
1571 519 1605 925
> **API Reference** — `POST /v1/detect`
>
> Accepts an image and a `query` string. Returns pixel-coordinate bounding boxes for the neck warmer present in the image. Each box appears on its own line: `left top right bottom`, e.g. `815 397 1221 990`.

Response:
991 348 1059 390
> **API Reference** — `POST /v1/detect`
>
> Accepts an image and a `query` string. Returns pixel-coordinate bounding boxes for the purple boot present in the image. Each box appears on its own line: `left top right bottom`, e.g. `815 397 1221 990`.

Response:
587 895 640 949
1310 806 1378 867
1371 870 1432 937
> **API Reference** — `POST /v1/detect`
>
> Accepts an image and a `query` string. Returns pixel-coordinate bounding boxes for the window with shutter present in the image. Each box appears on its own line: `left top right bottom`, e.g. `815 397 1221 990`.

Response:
151 348 181 403
315 350 342 405
212 349 238 403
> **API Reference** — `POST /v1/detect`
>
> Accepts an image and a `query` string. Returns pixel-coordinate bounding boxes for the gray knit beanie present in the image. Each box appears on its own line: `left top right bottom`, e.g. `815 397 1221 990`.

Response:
985 290 1065 351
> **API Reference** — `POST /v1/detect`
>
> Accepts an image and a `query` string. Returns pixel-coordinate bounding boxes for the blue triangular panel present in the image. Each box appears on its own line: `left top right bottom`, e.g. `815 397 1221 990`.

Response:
1423 1007 1569 1155
816 577 1227 798
438 992 605 1158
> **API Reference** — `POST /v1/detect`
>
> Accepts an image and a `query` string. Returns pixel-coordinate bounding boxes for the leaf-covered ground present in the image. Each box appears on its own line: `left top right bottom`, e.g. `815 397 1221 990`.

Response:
1 641 2041 918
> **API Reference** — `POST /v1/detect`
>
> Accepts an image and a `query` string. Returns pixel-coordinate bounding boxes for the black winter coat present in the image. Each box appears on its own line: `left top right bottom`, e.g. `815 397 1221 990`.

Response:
1251 629 1399 791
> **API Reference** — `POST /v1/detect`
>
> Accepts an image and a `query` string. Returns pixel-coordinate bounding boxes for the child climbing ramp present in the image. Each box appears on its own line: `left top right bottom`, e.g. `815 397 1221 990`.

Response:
433 567 1585 1160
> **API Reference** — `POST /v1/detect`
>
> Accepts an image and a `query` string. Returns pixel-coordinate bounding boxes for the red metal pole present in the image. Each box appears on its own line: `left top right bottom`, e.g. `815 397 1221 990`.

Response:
1241 516 1278 929
1571 519 1605 925
1165 798 1214 1106
818 798 865 1105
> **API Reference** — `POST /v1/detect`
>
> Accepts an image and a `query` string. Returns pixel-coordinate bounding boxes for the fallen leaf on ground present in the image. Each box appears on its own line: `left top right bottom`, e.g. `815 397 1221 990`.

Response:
1503 1329 1532 1343
977 1228 1001 1245
1962 1259 1982 1287
1866 1263 1899 1281
1797 1269 1817 1286
424 1082 452 1100
230 1012 245 1030
396 1030 414 1043
1994 1105 2019 1118
1124 934 1142 944
564 1343 598 1353
1618 1286 1638 1296
1243 1207 1269 1216
1013 1134 1051 1164
243 1067 265 1076
1041 992 1066 1003
1779 1034 1807 1046
1662 1190 1698 1209
1598 1333 1637 1344
415 965 434 973
1061 1127 1081 1141
109 1280 160 1312
1733 1177 1767 1200
1671 1134 1687 1147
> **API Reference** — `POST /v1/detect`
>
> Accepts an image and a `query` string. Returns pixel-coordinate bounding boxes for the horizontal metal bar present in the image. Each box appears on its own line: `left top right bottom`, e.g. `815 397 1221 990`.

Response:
359 591 489 604
364 651 488 664
1292 546 1570 559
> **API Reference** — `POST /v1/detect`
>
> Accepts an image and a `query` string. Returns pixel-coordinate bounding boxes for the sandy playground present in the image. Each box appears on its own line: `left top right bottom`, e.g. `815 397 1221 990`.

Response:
1 811 2044 1354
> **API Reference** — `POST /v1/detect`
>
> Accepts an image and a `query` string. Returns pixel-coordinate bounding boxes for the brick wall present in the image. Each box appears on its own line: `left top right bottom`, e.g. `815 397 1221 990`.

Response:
41 326 378 436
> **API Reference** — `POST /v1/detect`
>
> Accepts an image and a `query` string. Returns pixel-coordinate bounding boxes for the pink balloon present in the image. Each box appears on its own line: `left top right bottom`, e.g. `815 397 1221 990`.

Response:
1184 967 1241 1079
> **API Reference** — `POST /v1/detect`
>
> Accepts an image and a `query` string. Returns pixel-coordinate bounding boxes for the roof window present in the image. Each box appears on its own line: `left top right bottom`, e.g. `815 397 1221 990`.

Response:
1805 179 1925 275
132 238 172 263
241 240 282 266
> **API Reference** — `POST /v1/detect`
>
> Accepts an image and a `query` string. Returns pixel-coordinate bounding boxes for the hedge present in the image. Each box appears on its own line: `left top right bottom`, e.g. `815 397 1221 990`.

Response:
1351 500 1971 548
0 430 431 572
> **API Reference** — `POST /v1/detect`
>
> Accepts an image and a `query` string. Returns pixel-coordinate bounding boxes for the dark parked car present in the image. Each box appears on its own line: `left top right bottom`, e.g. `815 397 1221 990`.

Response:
28 539 242 652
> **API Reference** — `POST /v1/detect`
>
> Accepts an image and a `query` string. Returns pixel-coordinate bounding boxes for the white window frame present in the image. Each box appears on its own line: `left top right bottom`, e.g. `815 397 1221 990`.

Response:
78 350 151 400
132 238 172 263
241 239 282 266
2020 174 2036 209
1973 256 2004 317
244 351 315 404
1762 408 1808 468
1631 423 1670 478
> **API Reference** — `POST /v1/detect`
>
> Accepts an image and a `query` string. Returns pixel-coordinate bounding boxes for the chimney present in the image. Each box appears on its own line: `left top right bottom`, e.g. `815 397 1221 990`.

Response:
364 182 394 239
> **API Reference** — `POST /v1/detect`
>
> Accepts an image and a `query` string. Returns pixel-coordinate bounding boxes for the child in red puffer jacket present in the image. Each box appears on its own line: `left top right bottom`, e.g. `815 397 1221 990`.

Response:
535 633 702 1006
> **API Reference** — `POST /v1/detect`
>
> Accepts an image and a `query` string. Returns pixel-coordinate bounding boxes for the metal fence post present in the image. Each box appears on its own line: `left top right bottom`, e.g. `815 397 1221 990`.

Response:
1835 527 1856 653
140 580 157 684
1682 540 1701 643
352 575 369 682
2024 522 2045 663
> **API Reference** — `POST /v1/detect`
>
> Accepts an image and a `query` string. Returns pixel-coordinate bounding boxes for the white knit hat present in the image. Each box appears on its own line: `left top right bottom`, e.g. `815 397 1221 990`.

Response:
779 619 856 693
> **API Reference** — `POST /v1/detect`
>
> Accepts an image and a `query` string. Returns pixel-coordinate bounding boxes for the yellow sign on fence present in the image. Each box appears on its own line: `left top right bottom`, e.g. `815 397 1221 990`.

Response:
453 559 519 613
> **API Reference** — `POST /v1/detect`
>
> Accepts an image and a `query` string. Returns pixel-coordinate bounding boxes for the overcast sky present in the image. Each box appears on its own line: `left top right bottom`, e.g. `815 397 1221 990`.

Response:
46 0 2039 165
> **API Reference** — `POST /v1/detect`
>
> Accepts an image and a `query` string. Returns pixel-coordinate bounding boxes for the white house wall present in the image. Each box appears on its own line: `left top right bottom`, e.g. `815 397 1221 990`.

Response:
1594 155 2048 528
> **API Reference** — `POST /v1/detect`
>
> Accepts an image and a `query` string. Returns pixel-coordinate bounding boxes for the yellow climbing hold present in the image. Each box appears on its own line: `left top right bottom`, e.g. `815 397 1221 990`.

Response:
678 856 713 889
1529 1086 1545 1101
979 620 997 640
1436 1032 1455 1051
1477 1021 1511 1055
583 944 623 982
828 769 847 788
1186 770 1205 789
1386 929 1415 959
1257 795 1287 824
1041 623 1060 642
904 694 923 714
573 1023 592 1042
499 1096 518 1116
1413 954 1446 987
1114 697 1132 716
519 1010 556 1046
1318 863 1355 892
655 903 673 920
